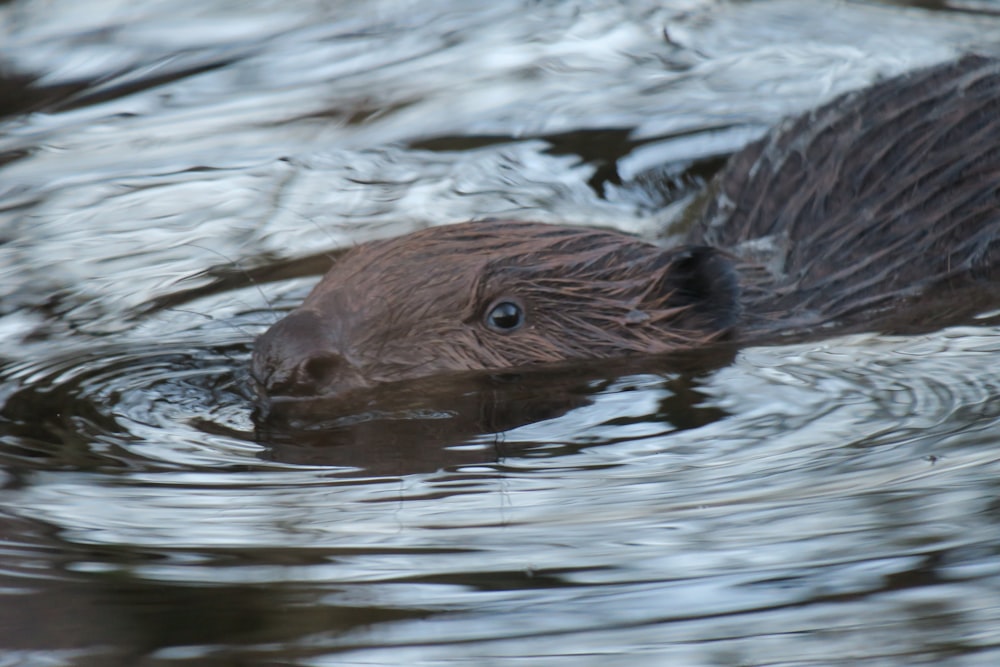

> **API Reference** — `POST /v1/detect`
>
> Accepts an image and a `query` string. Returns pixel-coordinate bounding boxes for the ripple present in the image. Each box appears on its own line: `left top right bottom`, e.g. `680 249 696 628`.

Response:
3 298 1000 667
0 339 261 472
2 0 1000 661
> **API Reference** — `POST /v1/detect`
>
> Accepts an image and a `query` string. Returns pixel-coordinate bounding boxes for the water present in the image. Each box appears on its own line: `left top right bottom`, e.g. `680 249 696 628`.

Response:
2 1 1000 665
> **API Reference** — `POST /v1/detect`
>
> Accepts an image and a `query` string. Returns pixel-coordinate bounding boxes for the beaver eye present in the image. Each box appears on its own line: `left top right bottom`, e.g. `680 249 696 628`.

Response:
485 299 525 333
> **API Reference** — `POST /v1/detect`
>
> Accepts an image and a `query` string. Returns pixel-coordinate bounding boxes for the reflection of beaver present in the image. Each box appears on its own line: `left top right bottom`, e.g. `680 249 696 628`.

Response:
253 55 1000 399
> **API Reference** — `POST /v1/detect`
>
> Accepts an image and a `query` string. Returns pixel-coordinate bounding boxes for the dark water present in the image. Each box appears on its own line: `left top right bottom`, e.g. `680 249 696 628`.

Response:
3 1 1000 665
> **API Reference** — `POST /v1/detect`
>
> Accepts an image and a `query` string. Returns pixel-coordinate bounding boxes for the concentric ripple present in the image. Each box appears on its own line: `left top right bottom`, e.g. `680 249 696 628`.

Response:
0 336 261 471
1 324 1000 665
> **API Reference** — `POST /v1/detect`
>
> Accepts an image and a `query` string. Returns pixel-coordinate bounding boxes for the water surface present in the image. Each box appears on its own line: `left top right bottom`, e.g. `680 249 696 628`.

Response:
3 1 1000 665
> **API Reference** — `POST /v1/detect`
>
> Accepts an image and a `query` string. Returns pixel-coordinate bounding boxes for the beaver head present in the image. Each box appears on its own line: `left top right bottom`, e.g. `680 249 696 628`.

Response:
251 220 740 398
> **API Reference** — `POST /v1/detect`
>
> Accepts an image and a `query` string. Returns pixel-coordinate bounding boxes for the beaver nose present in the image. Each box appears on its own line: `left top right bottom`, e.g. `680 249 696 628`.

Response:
251 309 366 398
259 350 348 398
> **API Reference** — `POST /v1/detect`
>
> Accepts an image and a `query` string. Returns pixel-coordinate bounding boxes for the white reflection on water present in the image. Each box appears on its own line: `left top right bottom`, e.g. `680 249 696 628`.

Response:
3 0 1000 664
4 0 999 340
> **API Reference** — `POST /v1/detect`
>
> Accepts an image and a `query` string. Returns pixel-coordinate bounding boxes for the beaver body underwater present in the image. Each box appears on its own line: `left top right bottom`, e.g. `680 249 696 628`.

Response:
252 55 1000 400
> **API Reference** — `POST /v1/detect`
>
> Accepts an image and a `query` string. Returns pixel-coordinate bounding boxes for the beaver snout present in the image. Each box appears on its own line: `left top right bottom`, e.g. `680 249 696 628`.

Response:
251 309 368 399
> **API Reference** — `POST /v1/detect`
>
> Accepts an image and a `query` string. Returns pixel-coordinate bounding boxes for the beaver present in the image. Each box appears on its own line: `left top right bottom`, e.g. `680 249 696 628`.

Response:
252 54 1000 400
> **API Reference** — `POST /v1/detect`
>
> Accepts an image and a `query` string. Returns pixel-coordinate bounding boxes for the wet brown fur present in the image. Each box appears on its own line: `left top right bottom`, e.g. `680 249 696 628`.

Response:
696 54 1000 334
253 55 1000 398
252 222 737 395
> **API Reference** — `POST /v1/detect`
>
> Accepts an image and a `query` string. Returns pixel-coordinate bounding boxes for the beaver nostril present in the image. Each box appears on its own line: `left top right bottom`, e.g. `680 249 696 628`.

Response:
251 306 375 398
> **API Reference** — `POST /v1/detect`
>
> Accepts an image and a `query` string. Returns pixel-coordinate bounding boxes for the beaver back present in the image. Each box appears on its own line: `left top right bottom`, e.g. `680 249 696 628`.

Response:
693 54 1000 334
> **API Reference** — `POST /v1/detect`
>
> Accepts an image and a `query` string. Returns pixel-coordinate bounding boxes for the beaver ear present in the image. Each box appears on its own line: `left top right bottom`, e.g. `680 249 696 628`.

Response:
657 246 740 331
